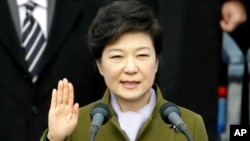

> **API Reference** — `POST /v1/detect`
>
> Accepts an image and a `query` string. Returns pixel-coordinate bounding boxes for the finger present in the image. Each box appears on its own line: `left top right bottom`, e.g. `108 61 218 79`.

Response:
50 89 57 108
68 82 74 107
56 80 63 104
223 22 235 32
62 78 69 104
220 20 233 32
220 20 227 31
71 103 79 120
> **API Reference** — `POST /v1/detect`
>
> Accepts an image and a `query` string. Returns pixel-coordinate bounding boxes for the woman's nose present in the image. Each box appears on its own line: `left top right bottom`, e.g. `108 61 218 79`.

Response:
124 57 138 73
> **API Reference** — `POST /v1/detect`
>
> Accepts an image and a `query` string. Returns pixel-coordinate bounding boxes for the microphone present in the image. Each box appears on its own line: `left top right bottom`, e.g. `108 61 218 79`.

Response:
160 102 194 141
89 103 110 141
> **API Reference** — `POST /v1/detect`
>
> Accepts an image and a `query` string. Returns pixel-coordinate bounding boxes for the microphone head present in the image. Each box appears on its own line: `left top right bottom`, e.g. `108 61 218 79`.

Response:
90 103 110 125
160 102 181 124
160 102 194 141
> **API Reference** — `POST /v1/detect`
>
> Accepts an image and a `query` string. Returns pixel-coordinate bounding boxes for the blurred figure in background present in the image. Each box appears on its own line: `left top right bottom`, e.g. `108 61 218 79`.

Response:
229 0 250 126
0 0 111 141
220 1 249 141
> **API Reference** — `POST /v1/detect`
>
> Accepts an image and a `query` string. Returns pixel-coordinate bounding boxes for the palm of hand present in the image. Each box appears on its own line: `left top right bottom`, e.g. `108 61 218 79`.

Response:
48 78 79 141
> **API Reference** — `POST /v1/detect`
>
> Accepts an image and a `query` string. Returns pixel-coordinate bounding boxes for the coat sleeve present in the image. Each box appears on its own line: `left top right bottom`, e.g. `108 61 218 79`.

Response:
40 129 48 141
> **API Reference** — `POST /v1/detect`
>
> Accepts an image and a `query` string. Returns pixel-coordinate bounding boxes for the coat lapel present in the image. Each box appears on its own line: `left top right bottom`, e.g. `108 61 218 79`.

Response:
39 0 83 72
0 0 27 71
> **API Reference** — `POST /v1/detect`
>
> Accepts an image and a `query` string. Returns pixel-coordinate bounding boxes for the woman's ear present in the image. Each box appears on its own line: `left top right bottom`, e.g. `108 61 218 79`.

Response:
96 60 104 75
155 58 159 73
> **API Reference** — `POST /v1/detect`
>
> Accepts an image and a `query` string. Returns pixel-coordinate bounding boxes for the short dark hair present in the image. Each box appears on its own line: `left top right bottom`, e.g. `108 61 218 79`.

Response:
87 0 163 60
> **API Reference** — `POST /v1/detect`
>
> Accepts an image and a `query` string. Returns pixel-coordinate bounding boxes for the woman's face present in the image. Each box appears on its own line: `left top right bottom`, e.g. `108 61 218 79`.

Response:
97 32 158 111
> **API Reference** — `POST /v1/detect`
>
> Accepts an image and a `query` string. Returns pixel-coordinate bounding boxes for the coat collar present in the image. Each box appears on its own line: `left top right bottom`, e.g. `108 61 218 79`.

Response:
97 84 171 140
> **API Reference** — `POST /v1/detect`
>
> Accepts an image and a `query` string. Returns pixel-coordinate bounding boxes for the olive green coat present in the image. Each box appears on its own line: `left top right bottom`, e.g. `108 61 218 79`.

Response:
41 85 208 141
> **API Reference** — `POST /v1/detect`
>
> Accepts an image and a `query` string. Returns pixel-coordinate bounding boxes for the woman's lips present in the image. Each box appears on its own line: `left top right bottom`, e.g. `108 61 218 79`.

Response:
121 81 139 89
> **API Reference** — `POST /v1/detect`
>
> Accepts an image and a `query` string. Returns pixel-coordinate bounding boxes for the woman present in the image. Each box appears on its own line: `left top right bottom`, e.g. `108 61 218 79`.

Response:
40 1 208 141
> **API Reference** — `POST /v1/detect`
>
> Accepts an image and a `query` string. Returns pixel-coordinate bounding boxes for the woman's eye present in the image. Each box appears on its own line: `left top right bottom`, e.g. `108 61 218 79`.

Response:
138 54 149 57
111 55 122 59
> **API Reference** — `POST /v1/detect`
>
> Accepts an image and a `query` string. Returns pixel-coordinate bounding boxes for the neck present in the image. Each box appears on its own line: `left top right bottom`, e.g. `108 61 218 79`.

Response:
117 92 151 112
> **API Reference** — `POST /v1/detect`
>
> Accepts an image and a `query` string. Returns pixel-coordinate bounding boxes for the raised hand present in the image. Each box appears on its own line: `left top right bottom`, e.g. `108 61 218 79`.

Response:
47 78 79 141
220 0 247 32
